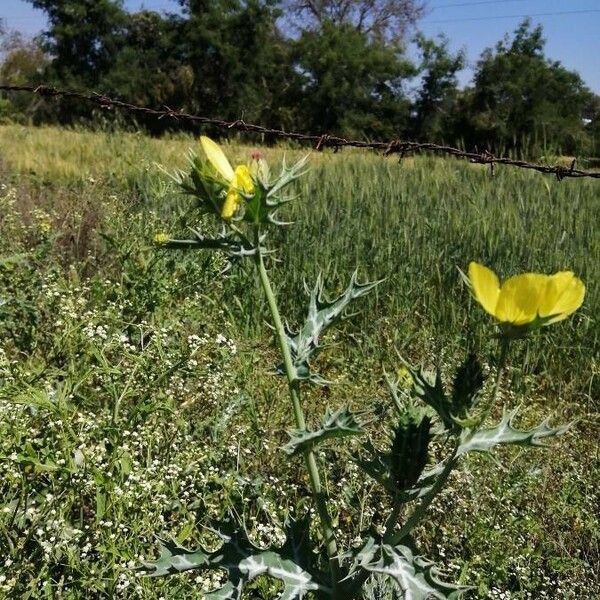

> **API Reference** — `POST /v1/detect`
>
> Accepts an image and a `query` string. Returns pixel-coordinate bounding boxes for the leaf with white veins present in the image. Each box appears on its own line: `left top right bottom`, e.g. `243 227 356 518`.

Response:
457 409 569 456
282 272 381 384
283 406 364 455
140 516 328 599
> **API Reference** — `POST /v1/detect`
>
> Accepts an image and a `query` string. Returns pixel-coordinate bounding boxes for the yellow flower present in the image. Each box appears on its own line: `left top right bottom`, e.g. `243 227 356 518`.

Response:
397 366 413 389
38 221 51 234
200 136 254 219
154 232 170 245
468 262 585 334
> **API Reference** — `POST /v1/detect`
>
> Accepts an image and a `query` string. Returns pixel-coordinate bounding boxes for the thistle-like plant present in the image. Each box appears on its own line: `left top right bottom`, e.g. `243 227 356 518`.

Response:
140 139 586 599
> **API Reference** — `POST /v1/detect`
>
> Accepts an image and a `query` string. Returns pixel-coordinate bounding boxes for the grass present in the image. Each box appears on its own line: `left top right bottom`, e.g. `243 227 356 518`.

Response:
0 123 598 599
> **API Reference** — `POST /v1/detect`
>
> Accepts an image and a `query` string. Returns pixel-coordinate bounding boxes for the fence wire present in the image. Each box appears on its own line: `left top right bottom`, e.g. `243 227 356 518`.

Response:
1 84 599 181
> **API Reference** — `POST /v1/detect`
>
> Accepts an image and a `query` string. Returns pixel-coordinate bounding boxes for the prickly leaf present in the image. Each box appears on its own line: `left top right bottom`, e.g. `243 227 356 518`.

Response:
140 516 327 599
282 272 380 384
348 539 467 599
457 409 569 456
406 364 452 430
283 406 364 455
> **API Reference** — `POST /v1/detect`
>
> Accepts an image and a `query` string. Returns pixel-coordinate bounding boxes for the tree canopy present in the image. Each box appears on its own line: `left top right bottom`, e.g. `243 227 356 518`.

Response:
1 3 596 156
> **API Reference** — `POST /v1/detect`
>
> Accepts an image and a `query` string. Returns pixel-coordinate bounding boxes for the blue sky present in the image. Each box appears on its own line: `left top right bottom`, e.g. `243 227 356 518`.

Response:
2 0 599 93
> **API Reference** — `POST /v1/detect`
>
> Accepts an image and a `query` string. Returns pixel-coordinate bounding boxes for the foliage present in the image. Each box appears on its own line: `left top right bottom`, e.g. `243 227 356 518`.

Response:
459 20 593 155
281 0 425 42
179 0 295 128
2 6 593 153
27 0 127 88
412 34 465 141
291 20 415 137
0 31 49 122
131 136 587 598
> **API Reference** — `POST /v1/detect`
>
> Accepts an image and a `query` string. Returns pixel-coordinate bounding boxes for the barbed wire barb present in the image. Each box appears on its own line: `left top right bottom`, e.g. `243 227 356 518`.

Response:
1 84 599 181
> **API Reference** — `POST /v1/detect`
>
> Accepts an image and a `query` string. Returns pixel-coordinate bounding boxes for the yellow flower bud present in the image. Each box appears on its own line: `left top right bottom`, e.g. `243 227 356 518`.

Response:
154 232 170 245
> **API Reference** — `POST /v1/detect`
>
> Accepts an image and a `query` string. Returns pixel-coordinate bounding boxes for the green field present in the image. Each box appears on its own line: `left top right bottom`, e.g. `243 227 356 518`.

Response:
0 124 598 598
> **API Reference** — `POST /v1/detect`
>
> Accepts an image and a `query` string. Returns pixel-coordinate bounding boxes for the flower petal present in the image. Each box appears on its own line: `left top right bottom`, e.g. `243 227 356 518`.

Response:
540 271 585 324
468 262 501 317
221 189 241 219
496 273 547 325
200 136 234 182
233 165 254 194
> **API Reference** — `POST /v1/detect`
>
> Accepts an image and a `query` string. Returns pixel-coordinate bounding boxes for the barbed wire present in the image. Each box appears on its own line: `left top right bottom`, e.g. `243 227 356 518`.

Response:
1 83 599 181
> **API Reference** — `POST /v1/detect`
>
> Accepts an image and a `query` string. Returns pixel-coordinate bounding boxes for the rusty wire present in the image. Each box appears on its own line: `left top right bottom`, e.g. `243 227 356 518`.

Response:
1 83 599 181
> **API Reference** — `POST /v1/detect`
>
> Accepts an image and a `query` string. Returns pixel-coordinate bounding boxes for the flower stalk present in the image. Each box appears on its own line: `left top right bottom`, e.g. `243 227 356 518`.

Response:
254 228 341 591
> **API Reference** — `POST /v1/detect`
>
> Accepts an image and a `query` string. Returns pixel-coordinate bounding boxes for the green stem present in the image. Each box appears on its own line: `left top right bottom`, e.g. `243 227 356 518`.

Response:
253 233 341 591
387 447 458 546
475 336 511 429
492 338 510 409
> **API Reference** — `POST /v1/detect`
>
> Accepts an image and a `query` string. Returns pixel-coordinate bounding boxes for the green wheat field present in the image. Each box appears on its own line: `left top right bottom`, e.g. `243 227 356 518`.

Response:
0 124 598 598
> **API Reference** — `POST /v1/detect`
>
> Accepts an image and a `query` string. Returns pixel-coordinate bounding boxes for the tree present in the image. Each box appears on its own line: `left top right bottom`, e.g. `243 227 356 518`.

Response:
0 30 49 122
282 0 425 42
583 94 600 158
412 34 464 141
177 0 296 129
26 0 127 88
0 31 47 86
103 11 193 116
292 20 415 137
463 20 592 154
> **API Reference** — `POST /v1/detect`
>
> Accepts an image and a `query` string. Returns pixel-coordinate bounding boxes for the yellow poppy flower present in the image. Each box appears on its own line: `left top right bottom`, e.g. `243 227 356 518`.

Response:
200 136 254 219
468 262 585 333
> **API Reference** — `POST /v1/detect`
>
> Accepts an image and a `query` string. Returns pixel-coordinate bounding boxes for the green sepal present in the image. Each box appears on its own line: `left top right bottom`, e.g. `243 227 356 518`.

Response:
283 406 365 456
140 515 329 599
498 313 560 340
166 152 232 219
389 411 432 492
281 272 381 384
457 409 570 456
354 410 432 499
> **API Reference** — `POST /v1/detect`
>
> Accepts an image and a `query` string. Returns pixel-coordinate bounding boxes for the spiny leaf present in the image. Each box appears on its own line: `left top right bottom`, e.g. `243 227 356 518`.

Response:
266 155 309 201
283 406 364 455
164 228 262 256
404 363 451 430
403 354 485 431
140 516 327 599
347 539 468 599
350 537 469 600
457 409 569 456
282 272 381 384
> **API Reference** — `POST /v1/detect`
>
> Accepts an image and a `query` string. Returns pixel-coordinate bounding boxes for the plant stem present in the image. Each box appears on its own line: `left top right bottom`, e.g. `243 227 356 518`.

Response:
387 447 458 546
253 234 341 591
491 338 510 411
